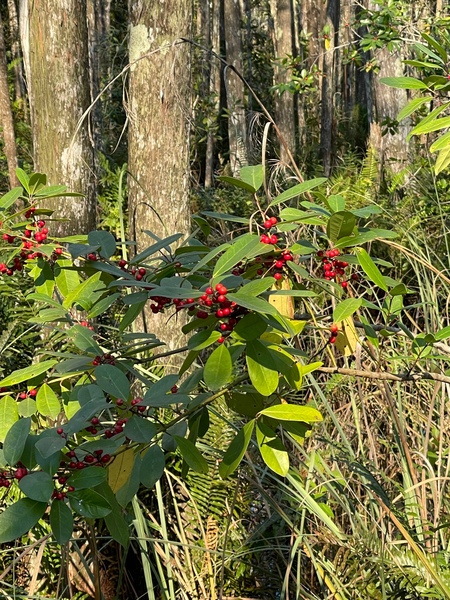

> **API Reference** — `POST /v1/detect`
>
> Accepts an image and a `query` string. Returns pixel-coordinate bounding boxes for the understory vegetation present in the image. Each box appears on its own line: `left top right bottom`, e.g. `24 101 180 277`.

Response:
3 2 450 600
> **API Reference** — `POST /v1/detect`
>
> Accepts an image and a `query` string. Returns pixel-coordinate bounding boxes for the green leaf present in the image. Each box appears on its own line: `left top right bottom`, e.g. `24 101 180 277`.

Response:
34 433 66 459
88 230 116 259
332 298 363 323
435 146 450 175
36 383 61 419
421 33 447 62
213 234 262 278
326 195 346 212
18 398 37 418
34 184 67 197
63 271 105 310
226 292 278 316
399 94 435 117
143 374 180 404
380 76 428 90
279 208 325 225
140 445 166 488
123 416 157 443
30 259 55 296
19 471 54 502
54 260 80 297
28 172 47 193
69 324 102 355
188 329 222 350
69 487 112 518
237 278 275 296
68 466 108 490
119 300 146 332
411 115 450 136
256 422 289 476
116 454 141 507
246 340 279 396
227 391 265 418
0 186 23 210
269 178 328 207
240 165 264 191
0 360 57 388
259 404 322 422
232 313 268 341
15 168 30 192
130 233 183 264
356 247 388 291
95 364 130 399
200 210 250 224
50 500 74 545
3 417 31 465
435 325 450 341
430 130 450 153
87 292 121 319
326 211 356 242
0 396 19 443
0 498 47 543
204 344 233 391
93 482 129 547
216 175 257 193
173 436 209 473
219 420 255 478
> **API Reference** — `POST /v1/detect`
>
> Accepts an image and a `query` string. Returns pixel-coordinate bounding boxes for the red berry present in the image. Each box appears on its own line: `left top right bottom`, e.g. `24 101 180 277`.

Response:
269 216 278 225
37 220 45 228
341 281 348 289
329 335 338 344
270 235 278 245
84 455 95 463
58 476 67 485
88 253 97 261
205 287 213 295
260 235 270 244
217 336 225 344
196 310 209 319
67 486 75 492
274 272 283 281
220 323 228 331
19 392 27 399
57 427 64 435
101 454 111 463
91 417 99 425
330 324 339 334
274 260 284 269
54 247 63 255
171 385 178 394
116 398 124 406
217 294 227 303
263 220 272 229
351 273 359 281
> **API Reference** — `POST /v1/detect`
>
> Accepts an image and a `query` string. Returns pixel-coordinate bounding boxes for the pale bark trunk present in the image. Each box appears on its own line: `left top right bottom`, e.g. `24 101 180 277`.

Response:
369 48 410 173
205 0 222 188
128 0 191 362
0 11 19 188
20 0 96 237
223 0 247 175
270 0 296 163
7 0 26 110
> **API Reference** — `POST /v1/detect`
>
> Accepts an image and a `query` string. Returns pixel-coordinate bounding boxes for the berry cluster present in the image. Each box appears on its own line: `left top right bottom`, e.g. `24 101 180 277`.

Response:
18 388 37 400
116 258 147 281
254 249 293 282
0 211 64 276
91 353 115 367
196 283 247 342
317 249 357 289
329 323 339 344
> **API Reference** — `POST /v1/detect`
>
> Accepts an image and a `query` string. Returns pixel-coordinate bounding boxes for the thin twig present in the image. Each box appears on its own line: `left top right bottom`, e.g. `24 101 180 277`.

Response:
317 366 450 385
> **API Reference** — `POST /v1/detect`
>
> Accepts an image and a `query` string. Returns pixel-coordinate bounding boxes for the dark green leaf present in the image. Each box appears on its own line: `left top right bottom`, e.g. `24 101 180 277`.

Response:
140 445 166 488
19 471 54 502
130 233 183 264
188 329 222 350
88 231 116 258
0 187 23 210
123 416 157 443
226 292 278 316
219 420 254 478
68 466 108 490
0 360 57 388
204 344 233 391
0 498 47 543
173 436 209 473
69 487 112 518
240 165 264 191
213 234 262 278
95 364 130 399
216 175 257 193
50 500 73 545
232 313 268 341
3 417 31 466
356 248 388 291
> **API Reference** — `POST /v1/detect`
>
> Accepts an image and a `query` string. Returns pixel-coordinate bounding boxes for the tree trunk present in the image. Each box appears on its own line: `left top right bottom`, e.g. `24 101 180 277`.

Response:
20 0 96 237
223 0 248 175
128 0 192 361
369 47 410 173
269 0 296 163
0 10 19 188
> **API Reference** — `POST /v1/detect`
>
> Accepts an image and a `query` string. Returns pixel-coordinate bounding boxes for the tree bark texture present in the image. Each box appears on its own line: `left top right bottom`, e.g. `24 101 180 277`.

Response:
270 0 297 163
223 0 248 175
21 0 96 237
128 0 192 359
0 10 19 188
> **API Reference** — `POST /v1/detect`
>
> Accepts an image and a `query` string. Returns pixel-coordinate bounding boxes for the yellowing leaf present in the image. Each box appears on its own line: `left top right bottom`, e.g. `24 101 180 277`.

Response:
269 279 294 318
333 316 359 356
108 448 135 493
